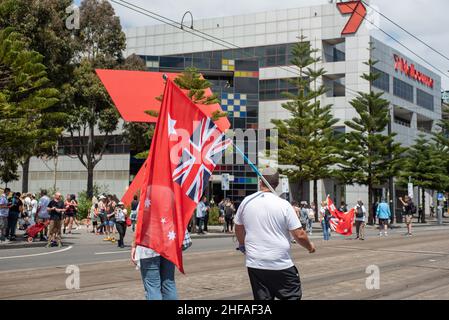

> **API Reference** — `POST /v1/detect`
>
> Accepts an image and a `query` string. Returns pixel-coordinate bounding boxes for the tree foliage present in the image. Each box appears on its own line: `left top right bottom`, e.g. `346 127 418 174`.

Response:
0 0 75 191
65 0 127 198
271 36 342 203
0 28 59 185
338 53 405 223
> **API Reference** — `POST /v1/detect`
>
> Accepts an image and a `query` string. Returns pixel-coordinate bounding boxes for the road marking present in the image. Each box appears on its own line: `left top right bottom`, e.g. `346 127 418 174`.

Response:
0 246 73 260
95 251 130 255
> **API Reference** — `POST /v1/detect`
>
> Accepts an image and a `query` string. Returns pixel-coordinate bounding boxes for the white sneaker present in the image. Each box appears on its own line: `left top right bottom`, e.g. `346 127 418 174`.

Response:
384 232 388 237
379 233 383 237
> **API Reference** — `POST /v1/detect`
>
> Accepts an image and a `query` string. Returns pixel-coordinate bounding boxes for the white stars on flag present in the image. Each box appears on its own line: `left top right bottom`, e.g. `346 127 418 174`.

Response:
168 231 176 241
168 113 177 136
161 218 167 224
145 199 151 208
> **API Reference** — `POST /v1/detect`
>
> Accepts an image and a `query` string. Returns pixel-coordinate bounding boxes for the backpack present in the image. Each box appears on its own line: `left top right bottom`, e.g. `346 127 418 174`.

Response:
224 205 235 218
356 206 364 218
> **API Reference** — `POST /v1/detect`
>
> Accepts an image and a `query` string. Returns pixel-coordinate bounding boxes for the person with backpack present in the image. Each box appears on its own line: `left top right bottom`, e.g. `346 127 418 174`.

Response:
376 198 391 237
224 199 236 233
354 200 367 240
399 196 416 236
320 201 331 241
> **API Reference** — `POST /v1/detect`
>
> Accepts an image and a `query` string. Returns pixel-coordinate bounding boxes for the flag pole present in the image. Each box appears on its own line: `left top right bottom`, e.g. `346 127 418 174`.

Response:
232 143 277 194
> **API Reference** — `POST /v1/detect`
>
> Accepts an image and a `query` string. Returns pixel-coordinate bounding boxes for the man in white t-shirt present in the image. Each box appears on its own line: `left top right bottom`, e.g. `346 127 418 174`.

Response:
234 167 315 300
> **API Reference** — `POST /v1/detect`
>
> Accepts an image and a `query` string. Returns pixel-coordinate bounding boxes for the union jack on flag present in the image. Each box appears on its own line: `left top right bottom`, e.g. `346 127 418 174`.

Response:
172 117 231 203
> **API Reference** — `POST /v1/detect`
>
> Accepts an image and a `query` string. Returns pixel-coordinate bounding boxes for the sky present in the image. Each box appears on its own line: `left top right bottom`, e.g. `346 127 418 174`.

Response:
82 0 449 90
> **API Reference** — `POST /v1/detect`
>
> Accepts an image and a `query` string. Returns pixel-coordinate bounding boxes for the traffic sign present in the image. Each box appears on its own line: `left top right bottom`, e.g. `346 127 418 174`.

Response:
408 183 414 198
222 174 230 191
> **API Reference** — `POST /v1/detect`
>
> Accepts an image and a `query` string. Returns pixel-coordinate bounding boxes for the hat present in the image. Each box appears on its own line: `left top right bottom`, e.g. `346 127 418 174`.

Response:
99 195 106 200
261 167 280 189
118 202 124 206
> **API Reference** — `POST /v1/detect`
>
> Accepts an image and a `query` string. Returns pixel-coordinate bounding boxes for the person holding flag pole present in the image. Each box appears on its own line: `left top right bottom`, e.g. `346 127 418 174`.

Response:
234 161 316 300
128 77 232 300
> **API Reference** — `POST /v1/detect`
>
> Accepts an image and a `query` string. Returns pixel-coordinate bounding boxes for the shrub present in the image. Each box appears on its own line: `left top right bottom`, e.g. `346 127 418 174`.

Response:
208 206 221 226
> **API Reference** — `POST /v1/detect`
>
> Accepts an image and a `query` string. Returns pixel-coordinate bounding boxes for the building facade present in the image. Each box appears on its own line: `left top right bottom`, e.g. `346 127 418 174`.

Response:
7 1 443 209
124 1 442 209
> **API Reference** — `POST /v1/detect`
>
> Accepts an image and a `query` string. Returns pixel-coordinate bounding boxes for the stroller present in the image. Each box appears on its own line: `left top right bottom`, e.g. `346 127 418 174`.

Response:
26 221 50 243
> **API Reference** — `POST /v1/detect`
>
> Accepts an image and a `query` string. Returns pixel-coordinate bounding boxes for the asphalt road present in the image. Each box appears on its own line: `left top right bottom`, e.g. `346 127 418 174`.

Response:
1 224 448 300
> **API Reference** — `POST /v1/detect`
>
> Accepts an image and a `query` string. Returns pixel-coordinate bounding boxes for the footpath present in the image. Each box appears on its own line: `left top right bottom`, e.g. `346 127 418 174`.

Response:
1 216 448 250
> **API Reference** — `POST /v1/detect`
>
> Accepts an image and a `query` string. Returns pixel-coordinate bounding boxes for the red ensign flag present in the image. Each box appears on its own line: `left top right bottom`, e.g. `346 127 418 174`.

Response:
135 79 231 273
326 196 355 236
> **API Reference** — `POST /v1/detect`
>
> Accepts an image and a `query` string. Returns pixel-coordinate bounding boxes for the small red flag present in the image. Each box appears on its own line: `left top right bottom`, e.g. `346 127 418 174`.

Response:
326 196 355 236
135 79 231 273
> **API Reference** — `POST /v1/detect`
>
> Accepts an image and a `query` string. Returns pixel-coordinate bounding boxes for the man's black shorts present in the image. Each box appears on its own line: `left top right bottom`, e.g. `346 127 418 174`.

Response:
247 266 302 300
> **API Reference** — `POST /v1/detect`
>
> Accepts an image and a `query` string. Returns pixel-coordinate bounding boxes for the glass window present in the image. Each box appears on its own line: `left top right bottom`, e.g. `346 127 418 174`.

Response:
393 77 414 103
159 56 185 69
417 89 434 111
372 67 390 92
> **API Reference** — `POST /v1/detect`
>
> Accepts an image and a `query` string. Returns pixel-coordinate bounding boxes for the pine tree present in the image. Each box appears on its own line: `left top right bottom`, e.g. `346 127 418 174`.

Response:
434 104 449 192
398 135 449 223
271 36 342 212
0 0 76 192
0 28 60 186
339 51 405 224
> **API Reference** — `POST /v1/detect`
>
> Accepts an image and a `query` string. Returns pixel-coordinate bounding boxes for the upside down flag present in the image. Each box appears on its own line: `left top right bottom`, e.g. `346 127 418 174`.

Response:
135 79 231 273
326 196 355 236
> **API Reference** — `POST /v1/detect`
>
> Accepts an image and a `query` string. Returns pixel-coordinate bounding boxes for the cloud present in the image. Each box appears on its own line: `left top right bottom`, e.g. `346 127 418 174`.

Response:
109 0 449 89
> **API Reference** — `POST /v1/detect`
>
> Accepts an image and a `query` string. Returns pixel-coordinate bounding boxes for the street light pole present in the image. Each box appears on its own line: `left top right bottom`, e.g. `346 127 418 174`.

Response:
388 105 396 224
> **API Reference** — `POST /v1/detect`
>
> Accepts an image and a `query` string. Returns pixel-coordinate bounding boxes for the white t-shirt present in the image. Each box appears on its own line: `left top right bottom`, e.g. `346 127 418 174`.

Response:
234 192 302 271
31 199 38 214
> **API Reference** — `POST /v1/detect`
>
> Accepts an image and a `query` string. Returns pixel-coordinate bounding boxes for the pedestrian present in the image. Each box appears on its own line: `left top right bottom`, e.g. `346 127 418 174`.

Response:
354 200 367 240
307 205 315 236
97 195 106 234
37 190 51 241
373 200 379 224
377 198 391 237
90 203 99 234
399 196 416 236
46 192 65 248
23 193 32 229
130 195 139 232
30 194 38 227
203 198 211 232
299 202 309 232
106 196 117 243
234 167 315 300
115 202 128 248
224 199 235 233
0 188 11 243
320 201 331 241
131 229 193 301
417 205 424 223
63 194 77 234
218 198 226 232
6 192 23 241
339 201 348 213
196 196 207 234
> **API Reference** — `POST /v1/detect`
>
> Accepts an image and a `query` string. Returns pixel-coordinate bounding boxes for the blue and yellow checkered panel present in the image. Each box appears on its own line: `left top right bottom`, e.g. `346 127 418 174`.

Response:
221 93 247 118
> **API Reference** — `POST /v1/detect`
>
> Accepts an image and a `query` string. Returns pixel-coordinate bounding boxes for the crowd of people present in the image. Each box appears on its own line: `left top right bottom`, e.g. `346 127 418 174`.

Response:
286 195 421 242
0 188 138 249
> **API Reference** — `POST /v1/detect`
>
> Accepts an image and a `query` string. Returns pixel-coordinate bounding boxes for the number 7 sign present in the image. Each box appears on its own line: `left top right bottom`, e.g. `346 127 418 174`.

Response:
337 1 367 35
